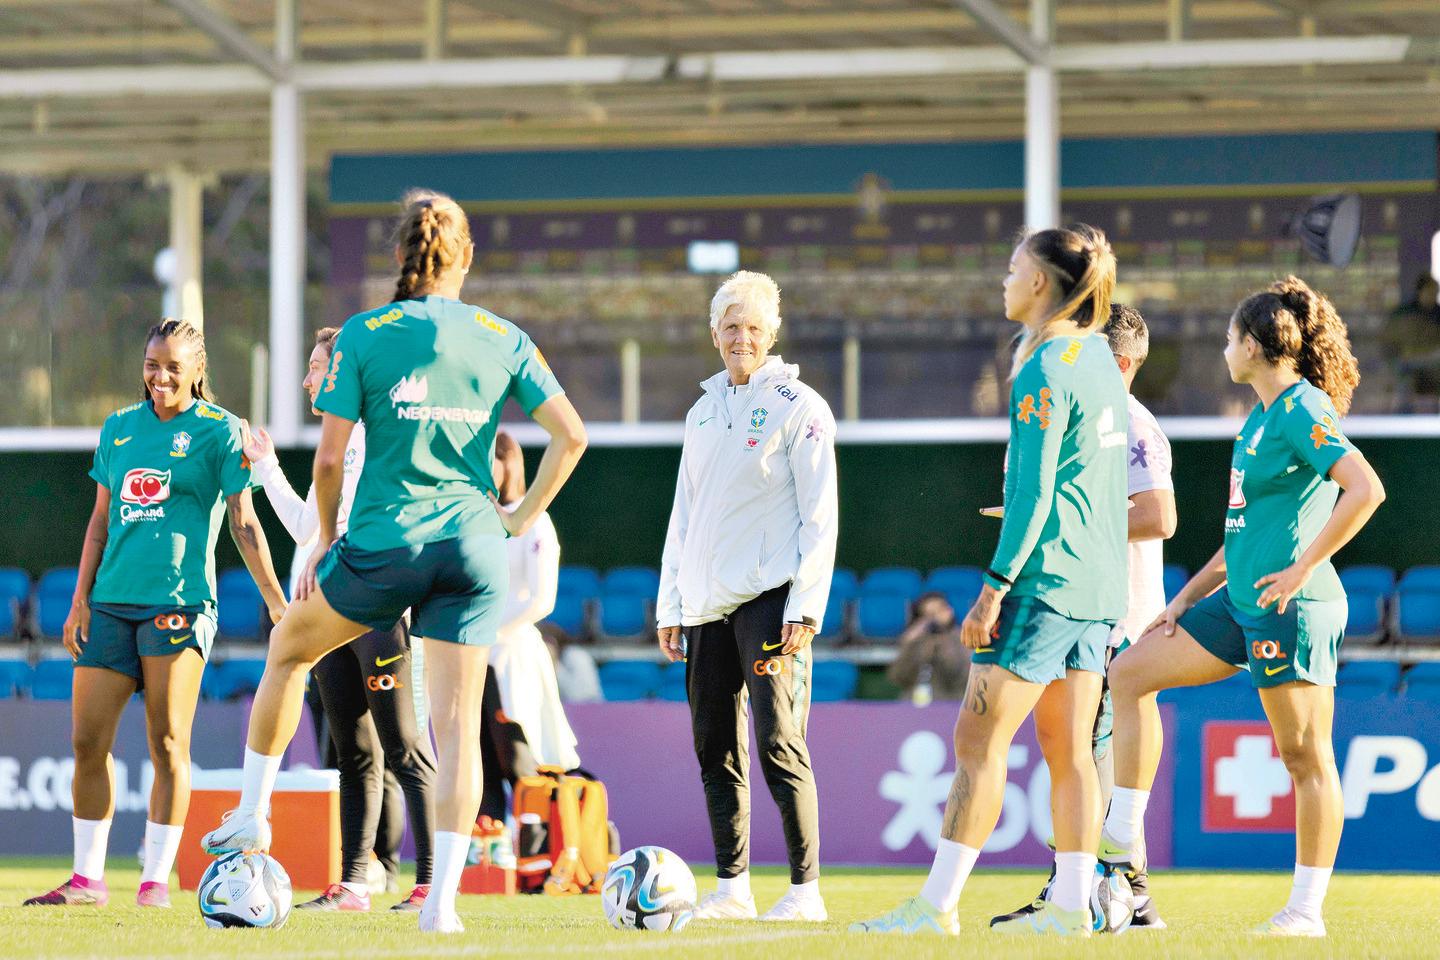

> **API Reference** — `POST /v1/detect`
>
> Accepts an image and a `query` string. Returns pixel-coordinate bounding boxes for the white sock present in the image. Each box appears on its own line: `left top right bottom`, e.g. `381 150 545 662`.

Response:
717 871 751 900
72 817 112 882
919 838 980 913
425 831 471 918
1286 864 1332 920
235 748 283 817
788 879 820 900
139 821 183 885
340 881 370 899
1104 786 1150 847
1051 852 1098 914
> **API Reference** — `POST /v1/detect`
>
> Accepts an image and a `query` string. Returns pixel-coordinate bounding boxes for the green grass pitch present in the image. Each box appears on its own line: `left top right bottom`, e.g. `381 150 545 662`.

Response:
6 857 1440 959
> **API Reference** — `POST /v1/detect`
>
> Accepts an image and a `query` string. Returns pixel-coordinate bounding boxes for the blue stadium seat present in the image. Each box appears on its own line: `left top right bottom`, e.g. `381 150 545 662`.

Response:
862 567 924 597
550 565 601 637
810 661 859 702
857 595 910 639
1162 564 1189 603
558 566 602 600
829 568 859 599
217 568 264 640
31 658 74 700
602 566 661 596
657 661 688 702
1402 663 1440 700
924 565 984 613
820 569 859 638
1397 588 1440 644
598 567 659 639
36 567 80 638
545 593 589 637
0 659 31 698
598 661 661 701
1340 565 1398 594
1345 588 1388 642
1338 661 1401 698
1399 566 1440 591
0 567 30 638
210 659 267 700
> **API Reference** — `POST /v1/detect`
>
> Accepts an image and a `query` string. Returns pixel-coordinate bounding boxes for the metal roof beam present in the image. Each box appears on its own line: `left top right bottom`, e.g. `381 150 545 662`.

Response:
951 0 1048 65
158 0 282 79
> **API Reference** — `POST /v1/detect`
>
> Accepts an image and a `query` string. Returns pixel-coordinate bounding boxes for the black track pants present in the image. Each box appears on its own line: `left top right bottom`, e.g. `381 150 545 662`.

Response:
686 585 819 884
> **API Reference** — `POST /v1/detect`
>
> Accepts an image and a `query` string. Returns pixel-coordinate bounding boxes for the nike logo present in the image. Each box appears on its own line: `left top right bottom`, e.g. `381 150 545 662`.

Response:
974 646 994 654
1264 664 1291 677
169 634 192 645
761 640 784 652
698 417 716 427
375 654 403 667
113 436 132 446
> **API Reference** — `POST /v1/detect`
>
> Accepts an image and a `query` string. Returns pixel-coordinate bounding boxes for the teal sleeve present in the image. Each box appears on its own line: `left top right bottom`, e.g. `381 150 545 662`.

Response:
509 333 563 414
1283 392 1356 477
987 362 1071 587
314 323 364 422
218 417 257 497
88 417 113 488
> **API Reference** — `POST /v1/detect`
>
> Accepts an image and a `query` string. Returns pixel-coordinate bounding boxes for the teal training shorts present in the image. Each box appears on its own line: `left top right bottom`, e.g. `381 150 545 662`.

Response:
970 594 1111 685
316 534 508 646
79 602 216 689
1178 589 1346 688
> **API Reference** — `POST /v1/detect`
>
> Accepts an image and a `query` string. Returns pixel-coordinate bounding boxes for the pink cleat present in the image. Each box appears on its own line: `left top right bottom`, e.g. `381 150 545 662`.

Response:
137 881 172 908
295 883 371 912
23 874 109 907
390 884 430 912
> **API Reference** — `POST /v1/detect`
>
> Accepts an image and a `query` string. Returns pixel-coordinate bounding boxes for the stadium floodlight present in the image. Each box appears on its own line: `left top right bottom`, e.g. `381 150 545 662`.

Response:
687 241 740 275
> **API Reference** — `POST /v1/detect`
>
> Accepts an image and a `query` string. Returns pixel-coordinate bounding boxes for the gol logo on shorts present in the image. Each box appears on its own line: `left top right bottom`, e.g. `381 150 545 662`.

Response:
1251 640 1286 660
154 613 190 631
367 673 404 692
752 658 785 677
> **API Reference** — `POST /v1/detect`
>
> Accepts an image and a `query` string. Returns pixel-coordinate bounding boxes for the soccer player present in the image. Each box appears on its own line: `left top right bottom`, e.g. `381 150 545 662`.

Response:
201 190 587 934
657 271 838 922
241 326 437 913
25 319 286 909
854 225 1126 937
990 303 1176 929
1105 277 1385 937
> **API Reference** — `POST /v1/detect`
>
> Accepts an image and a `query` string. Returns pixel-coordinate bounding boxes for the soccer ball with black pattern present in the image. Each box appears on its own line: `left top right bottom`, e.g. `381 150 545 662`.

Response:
600 845 697 932
197 851 293 929
1091 861 1135 934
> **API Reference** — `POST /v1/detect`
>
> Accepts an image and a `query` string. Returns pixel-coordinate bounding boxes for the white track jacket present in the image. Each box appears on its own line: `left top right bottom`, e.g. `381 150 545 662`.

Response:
657 356 839 629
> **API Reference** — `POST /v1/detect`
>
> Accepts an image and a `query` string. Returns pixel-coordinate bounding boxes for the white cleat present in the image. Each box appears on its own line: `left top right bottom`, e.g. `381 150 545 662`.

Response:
693 891 758 920
419 908 465 934
201 809 271 855
760 892 828 922
1253 908 1326 938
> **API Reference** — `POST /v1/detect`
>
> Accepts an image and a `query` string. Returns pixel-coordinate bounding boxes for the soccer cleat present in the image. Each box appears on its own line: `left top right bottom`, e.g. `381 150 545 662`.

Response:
849 896 959 935
1127 872 1166 929
390 885 430 912
1253 908 1326 938
1098 828 1146 876
991 900 1092 937
295 883 371 911
418 907 465 933
990 864 1054 927
201 808 271 855
692 891 758 920
760 892 828 922
23 875 108 907
136 881 172 908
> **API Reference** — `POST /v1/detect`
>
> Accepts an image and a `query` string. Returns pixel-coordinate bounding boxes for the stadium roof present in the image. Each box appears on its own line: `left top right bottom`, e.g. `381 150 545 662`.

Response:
2 0 1438 175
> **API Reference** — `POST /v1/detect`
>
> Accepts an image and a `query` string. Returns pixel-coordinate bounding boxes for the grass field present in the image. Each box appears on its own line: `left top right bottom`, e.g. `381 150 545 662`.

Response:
6 857 1440 959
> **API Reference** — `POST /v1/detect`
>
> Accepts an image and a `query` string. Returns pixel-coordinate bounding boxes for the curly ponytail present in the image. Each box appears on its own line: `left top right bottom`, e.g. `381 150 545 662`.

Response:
391 189 472 303
1011 223 1116 378
1233 276 1359 415
142 317 214 403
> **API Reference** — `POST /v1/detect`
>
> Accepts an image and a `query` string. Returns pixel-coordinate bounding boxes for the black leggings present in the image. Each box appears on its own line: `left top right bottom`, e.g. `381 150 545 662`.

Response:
313 620 437 885
478 668 538 822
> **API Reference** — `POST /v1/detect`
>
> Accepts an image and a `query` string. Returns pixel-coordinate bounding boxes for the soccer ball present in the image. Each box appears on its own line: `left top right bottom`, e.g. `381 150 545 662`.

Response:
198 851 292 929
1090 861 1135 934
600 845 697 932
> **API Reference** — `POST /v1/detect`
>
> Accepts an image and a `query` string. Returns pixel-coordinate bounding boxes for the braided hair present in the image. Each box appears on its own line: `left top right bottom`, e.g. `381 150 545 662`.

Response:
1232 276 1360 416
142 317 214 403
391 189 472 303
1010 223 1117 379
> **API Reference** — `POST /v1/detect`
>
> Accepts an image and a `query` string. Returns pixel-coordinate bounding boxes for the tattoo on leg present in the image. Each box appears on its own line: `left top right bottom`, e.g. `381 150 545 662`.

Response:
942 766 972 839
966 676 989 716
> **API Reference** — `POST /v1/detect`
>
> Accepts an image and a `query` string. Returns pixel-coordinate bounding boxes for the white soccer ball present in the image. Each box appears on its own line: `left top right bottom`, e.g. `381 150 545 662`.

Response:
198 851 293 929
600 845 697 932
1090 861 1134 934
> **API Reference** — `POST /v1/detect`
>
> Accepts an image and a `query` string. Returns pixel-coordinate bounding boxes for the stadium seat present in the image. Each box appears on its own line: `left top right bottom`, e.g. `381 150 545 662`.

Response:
810 661 859 702
0 658 31 698
1344 588 1389 643
217 568 264 640
819 568 859 639
1338 661 1401 698
545 592 590 637
862 566 924 598
598 661 661 701
1402 663 1440 700
1340 565 1398 594
856 595 910 640
1162 564 1189 603
36 567 80 638
551 565 601 636
558 565 601 601
924 565 984 613
31 658 74 700
0 567 30 638
1396 587 1440 645
602 566 661 596
657 661 688 702
598 567 660 639
209 658 267 700
1399 566 1440 591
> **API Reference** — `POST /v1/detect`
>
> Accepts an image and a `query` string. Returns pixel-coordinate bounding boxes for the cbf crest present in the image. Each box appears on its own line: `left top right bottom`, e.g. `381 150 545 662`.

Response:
170 431 192 458
749 408 769 431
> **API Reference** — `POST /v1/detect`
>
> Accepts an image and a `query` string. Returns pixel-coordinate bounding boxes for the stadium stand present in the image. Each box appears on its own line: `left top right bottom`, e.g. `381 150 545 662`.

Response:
1163 564 1189 604
1340 564 1397 644
1397 566 1440 646
217 568 265 641
205 658 268 701
1402 663 1440 700
923 565 984 616
35 567 79 639
0 568 30 639
819 568 858 642
598 566 660 640
30 658 73 700
550 565 601 637
598 660 661 701
1337 661 1403 698
0 658 30 698
856 567 923 641
658 661 688 702
811 661 860 702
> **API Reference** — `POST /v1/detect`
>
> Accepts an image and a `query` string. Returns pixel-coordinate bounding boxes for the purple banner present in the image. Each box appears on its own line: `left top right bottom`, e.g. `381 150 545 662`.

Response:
568 701 1175 868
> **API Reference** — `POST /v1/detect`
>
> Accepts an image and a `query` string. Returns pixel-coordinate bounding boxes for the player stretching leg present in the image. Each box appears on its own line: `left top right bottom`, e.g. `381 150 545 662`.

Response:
241 326 438 913
202 190 587 934
991 303 1175 930
25 320 286 909
1106 278 1385 937
854 225 1126 937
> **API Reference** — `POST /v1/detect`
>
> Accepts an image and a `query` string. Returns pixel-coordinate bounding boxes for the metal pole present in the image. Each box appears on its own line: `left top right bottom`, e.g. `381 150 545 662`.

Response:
619 338 640 423
842 334 860 422
167 166 205 328
1024 0 1058 230
268 0 303 444
250 342 269 426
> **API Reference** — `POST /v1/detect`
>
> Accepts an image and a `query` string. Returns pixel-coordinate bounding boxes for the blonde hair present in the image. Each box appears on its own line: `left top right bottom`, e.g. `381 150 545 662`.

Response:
391 189 472 303
709 270 781 336
1010 224 1116 379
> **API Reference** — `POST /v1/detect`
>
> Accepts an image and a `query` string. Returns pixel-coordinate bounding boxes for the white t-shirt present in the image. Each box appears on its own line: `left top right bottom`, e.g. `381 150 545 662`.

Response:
1115 395 1173 647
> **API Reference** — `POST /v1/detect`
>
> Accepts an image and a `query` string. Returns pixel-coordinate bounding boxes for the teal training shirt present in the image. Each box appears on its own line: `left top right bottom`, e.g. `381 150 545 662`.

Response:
89 399 255 607
985 335 1130 621
1224 379 1356 617
314 295 563 552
